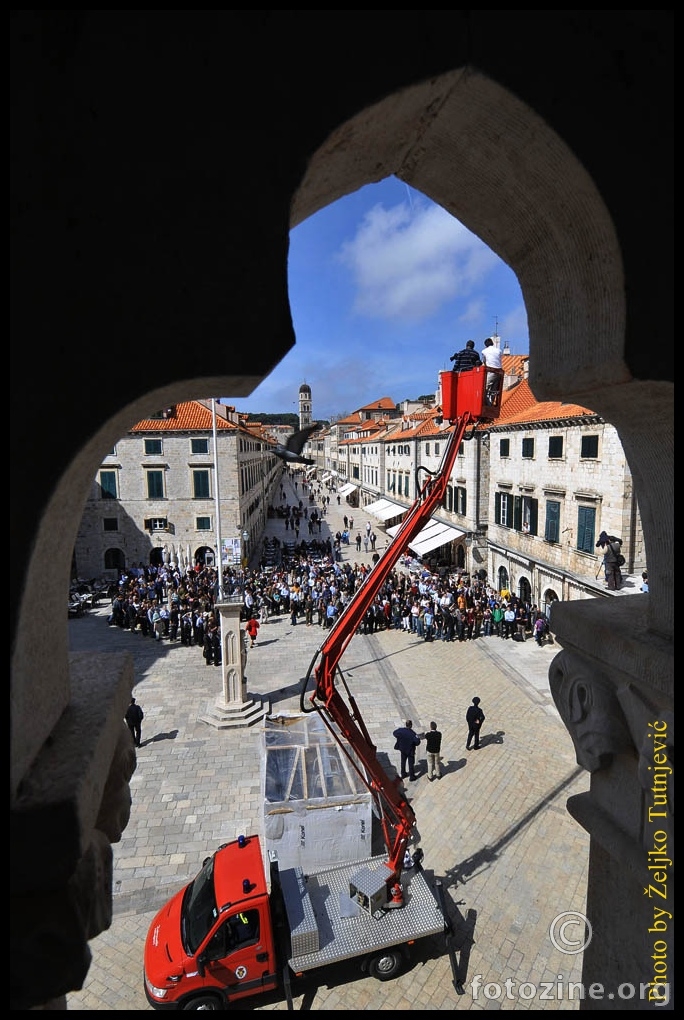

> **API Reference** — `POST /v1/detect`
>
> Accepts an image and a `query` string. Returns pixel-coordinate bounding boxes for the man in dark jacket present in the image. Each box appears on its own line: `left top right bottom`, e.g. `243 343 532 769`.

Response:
424 721 443 781
465 697 485 750
450 339 482 371
393 719 421 781
125 697 144 748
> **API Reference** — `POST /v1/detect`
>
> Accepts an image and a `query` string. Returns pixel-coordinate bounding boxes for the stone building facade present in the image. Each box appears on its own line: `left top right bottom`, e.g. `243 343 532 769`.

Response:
306 375 644 606
487 410 644 605
74 400 281 582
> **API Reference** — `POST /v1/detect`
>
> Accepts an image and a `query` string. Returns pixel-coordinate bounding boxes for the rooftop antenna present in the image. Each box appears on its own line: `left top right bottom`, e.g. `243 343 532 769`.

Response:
492 316 504 351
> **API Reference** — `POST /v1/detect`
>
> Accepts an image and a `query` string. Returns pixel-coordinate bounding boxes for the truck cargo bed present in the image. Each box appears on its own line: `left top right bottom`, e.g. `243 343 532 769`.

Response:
279 855 445 972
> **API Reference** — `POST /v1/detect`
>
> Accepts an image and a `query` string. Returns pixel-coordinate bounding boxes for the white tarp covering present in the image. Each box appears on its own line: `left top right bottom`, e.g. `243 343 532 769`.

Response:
364 498 406 521
386 519 464 553
337 482 358 497
262 714 373 872
411 522 464 555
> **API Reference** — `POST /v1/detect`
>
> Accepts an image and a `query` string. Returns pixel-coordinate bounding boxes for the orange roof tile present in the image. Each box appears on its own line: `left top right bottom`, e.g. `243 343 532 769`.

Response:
493 378 596 425
130 385 596 443
357 396 396 412
501 353 528 381
130 401 238 432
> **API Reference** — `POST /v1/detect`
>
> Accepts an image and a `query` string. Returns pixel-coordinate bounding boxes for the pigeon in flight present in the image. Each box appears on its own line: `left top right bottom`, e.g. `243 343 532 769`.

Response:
273 424 318 466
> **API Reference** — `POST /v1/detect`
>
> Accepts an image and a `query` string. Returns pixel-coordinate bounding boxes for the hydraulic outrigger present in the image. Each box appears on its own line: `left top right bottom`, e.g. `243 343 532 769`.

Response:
300 366 502 908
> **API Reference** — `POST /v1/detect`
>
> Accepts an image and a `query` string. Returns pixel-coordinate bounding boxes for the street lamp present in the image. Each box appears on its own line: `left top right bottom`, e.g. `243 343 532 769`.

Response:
211 399 224 602
464 533 473 575
242 530 249 569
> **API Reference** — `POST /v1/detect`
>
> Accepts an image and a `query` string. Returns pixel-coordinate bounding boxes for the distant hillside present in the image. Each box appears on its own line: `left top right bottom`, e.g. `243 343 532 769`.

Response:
243 413 299 427
243 413 329 429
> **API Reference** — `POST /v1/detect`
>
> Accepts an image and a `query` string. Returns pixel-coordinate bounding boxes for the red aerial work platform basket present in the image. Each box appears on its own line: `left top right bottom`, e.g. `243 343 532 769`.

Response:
439 367 503 422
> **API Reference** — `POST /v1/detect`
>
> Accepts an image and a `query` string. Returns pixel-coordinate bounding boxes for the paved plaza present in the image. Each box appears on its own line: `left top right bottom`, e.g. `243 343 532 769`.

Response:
67 478 590 1011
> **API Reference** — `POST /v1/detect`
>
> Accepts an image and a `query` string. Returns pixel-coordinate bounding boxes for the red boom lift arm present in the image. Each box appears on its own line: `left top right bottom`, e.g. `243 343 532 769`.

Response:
298 367 501 905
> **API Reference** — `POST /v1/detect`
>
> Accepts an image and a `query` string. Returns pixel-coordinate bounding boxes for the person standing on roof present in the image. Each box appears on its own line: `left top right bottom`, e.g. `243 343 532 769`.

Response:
450 339 482 371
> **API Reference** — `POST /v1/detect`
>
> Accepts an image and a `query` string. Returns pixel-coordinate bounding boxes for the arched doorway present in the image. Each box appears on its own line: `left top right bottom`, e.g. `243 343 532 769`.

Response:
517 576 532 607
542 588 559 620
149 547 164 568
196 545 214 567
104 547 125 574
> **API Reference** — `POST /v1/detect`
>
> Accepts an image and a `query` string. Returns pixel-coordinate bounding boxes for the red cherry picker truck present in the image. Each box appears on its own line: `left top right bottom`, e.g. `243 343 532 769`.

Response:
143 367 502 1010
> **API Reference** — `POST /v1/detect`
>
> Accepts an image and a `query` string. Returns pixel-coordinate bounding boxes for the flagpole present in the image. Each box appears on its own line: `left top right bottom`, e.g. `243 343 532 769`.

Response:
211 398 224 602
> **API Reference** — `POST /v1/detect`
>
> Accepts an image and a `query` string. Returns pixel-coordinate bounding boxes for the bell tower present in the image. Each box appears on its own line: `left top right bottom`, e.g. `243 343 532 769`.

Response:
298 382 312 431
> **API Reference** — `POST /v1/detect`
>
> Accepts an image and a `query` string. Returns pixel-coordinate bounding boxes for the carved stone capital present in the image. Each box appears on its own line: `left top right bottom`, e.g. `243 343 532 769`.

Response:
550 648 633 772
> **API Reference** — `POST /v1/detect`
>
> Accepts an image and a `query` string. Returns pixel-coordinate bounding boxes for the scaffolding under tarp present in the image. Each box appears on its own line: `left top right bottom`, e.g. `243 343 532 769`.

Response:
262 713 374 873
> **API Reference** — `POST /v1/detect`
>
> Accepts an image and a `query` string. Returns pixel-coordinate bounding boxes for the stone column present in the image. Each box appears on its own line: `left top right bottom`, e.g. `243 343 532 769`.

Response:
200 597 269 728
549 597 673 1008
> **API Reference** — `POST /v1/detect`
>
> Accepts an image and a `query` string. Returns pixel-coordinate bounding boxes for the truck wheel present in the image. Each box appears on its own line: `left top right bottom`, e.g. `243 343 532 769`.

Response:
368 947 403 981
181 993 225 1010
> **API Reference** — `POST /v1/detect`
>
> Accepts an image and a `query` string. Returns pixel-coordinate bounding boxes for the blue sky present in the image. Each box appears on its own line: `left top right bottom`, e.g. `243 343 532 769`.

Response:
227 178 529 422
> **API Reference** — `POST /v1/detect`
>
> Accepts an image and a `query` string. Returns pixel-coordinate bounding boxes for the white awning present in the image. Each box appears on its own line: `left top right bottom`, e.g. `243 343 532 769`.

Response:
364 498 406 521
386 520 441 541
412 522 465 555
337 482 358 497
321 472 332 481
386 519 465 554
387 519 444 545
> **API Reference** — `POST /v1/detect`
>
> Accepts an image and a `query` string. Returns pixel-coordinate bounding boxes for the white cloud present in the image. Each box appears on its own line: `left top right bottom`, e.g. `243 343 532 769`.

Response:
336 199 499 324
498 305 529 351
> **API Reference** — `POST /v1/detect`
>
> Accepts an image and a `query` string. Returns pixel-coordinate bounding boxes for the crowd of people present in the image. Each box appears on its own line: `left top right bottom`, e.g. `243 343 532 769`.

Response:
242 558 551 646
107 562 226 666
103 470 551 662
106 546 550 653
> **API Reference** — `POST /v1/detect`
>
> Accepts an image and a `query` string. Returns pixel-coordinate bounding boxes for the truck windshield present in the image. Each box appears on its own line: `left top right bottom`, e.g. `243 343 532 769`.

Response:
181 856 219 956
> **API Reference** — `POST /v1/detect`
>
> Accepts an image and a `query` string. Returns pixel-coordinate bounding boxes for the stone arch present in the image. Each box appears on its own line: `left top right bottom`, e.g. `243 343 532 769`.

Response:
496 565 510 594
198 545 215 567
517 575 532 606
103 548 125 573
542 588 560 619
10 13 673 1009
149 546 164 568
